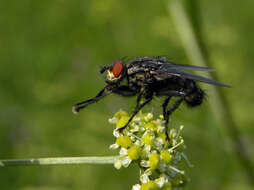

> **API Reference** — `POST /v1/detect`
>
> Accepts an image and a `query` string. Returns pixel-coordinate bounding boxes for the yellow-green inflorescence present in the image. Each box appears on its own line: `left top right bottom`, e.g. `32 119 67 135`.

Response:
109 110 190 190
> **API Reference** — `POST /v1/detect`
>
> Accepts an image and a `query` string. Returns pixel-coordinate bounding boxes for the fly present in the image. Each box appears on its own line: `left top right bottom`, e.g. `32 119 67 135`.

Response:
73 56 231 140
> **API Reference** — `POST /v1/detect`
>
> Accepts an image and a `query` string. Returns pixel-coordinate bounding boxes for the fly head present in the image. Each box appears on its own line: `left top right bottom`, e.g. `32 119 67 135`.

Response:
100 60 127 84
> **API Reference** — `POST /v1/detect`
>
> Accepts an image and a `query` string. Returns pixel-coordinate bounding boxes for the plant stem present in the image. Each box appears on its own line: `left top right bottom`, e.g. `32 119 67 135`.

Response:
167 0 254 184
0 156 119 167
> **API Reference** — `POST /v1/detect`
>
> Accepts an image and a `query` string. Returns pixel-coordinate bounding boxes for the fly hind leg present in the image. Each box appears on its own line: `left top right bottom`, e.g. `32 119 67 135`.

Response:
162 96 172 141
164 98 184 141
160 90 186 141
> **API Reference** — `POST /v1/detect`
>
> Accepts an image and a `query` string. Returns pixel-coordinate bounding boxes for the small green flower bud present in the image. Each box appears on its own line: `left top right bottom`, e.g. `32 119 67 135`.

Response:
114 160 122 169
144 122 156 130
161 182 172 190
116 136 132 148
158 133 170 147
158 132 166 141
142 133 154 145
149 153 160 170
116 116 130 128
160 150 172 164
140 181 159 190
128 145 142 160
142 113 153 122
114 110 129 119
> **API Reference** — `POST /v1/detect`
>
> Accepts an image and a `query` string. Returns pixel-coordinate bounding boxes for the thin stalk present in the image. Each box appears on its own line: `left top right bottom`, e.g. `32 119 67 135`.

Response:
166 0 254 184
0 156 119 167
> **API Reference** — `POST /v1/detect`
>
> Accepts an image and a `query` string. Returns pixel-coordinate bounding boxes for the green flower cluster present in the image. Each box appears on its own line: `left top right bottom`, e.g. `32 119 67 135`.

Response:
109 110 190 190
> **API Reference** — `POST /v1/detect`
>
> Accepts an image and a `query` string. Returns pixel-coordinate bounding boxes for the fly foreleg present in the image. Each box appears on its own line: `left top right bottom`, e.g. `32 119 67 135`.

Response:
72 84 115 114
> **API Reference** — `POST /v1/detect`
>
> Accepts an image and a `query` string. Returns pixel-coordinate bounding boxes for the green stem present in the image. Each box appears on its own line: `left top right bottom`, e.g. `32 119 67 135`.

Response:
167 0 254 184
0 156 119 167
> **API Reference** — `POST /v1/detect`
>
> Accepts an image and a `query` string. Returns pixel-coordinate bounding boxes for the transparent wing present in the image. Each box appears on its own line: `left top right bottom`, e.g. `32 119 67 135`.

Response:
128 57 214 72
161 62 214 72
156 67 231 88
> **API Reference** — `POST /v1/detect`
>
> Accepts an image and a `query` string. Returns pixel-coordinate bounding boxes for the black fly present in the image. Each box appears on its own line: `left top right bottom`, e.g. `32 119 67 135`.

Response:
73 56 231 140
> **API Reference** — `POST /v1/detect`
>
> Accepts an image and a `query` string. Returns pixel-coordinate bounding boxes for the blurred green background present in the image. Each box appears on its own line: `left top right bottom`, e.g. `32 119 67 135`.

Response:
0 0 253 189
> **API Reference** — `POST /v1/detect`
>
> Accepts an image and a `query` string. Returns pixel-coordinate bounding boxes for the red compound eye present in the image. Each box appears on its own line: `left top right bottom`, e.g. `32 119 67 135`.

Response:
112 60 123 78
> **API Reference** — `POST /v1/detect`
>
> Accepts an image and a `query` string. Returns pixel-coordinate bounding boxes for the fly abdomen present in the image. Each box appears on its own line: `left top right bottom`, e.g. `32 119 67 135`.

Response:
184 82 205 107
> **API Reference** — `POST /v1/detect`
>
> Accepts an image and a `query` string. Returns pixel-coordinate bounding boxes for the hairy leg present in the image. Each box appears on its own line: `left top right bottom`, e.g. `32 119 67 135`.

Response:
72 84 116 113
164 97 184 141
159 90 186 141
